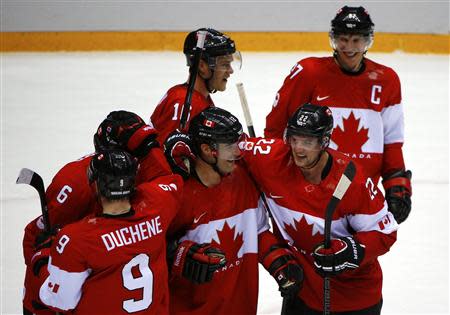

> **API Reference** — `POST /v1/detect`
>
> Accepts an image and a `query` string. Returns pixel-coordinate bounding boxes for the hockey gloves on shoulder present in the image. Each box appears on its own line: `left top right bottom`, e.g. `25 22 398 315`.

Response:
313 236 365 276
95 110 159 158
382 169 412 224
261 245 303 298
164 131 196 179
170 240 226 284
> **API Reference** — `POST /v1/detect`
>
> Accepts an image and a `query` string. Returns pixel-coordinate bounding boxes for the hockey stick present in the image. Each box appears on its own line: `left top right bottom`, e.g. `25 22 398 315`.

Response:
323 161 356 315
236 83 256 137
236 82 292 315
16 168 51 232
179 30 207 131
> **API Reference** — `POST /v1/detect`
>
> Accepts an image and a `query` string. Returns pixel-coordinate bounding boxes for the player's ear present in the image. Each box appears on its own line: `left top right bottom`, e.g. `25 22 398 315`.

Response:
199 143 214 159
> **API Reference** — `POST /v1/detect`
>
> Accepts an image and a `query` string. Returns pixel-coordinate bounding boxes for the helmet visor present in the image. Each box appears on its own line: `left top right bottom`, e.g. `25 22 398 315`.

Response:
287 135 323 152
329 33 373 53
210 51 242 71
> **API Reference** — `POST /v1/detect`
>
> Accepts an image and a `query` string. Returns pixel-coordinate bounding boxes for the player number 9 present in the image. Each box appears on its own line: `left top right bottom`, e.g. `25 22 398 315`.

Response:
122 253 153 313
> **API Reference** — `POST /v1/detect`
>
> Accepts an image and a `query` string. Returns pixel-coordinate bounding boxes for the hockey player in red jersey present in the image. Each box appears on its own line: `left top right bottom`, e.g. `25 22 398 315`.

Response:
32 150 183 314
243 104 398 314
150 28 241 143
22 110 171 315
264 6 412 224
164 107 303 314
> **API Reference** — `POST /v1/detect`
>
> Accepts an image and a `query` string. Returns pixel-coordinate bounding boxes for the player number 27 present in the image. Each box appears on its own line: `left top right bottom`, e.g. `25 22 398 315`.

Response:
122 254 153 313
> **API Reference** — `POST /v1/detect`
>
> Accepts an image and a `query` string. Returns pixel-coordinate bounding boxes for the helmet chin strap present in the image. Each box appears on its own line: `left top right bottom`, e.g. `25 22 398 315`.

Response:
199 67 217 94
198 145 224 176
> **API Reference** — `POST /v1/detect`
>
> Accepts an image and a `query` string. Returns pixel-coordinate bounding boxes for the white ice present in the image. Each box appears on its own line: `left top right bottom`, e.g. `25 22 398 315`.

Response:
1 51 448 314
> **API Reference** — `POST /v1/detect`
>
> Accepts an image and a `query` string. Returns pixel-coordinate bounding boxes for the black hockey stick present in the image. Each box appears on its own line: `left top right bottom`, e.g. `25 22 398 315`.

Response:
236 82 291 315
323 161 356 315
16 168 50 232
179 30 207 131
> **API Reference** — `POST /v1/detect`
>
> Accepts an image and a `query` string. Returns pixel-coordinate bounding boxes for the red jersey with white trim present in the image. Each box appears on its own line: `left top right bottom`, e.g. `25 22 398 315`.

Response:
265 56 405 182
39 175 183 315
242 138 398 312
23 149 171 314
150 84 214 143
168 164 271 315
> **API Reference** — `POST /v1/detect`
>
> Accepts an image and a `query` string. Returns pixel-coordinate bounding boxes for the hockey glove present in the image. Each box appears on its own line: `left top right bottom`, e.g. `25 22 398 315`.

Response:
313 236 365 276
34 226 59 250
30 247 50 277
382 169 412 224
164 131 196 179
96 110 159 158
170 240 226 284
261 245 303 298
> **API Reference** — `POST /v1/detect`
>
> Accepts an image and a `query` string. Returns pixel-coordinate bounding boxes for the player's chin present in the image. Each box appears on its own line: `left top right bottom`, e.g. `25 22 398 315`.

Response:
293 156 308 168
223 160 237 173
216 81 227 91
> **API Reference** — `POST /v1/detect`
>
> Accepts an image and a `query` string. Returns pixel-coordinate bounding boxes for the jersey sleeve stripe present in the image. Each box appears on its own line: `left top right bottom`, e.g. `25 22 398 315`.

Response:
347 202 399 234
39 256 91 311
381 102 404 144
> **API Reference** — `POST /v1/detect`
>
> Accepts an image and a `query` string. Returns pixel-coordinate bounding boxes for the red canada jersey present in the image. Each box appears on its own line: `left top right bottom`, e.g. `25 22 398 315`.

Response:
39 175 183 315
23 149 171 314
150 83 214 143
23 149 171 265
265 56 405 182
168 164 271 315
242 138 398 312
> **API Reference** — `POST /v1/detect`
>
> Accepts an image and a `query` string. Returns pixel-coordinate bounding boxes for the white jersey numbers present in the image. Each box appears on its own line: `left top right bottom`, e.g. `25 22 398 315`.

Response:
56 185 73 204
241 139 275 155
172 103 191 121
122 254 153 313
289 63 303 80
365 177 378 200
56 235 70 254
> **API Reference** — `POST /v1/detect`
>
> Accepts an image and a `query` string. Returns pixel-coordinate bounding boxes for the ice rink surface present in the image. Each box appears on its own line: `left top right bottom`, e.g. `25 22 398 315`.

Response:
1 51 449 314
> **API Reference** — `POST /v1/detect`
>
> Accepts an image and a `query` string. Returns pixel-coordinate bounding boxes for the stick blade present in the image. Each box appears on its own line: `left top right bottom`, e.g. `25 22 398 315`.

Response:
16 168 35 185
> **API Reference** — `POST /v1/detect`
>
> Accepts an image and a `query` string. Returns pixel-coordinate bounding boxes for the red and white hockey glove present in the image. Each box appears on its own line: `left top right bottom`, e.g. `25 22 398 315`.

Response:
170 240 226 284
313 236 365 276
261 245 303 298
382 169 412 224
164 131 196 179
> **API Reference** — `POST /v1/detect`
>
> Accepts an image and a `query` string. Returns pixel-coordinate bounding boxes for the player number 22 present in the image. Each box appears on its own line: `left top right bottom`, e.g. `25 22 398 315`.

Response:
122 253 153 313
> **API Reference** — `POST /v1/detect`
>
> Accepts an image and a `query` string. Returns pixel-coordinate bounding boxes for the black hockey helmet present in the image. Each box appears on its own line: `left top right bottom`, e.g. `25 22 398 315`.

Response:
330 6 374 37
88 150 138 200
285 103 334 148
183 28 240 69
94 110 148 153
189 107 243 150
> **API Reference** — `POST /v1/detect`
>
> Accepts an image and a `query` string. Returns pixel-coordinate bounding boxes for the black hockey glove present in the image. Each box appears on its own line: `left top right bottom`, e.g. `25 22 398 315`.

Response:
313 236 365 276
34 226 59 250
261 245 303 298
31 247 50 277
169 240 226 284
95 110 159 158
382 169 412 224
164 131 196 179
